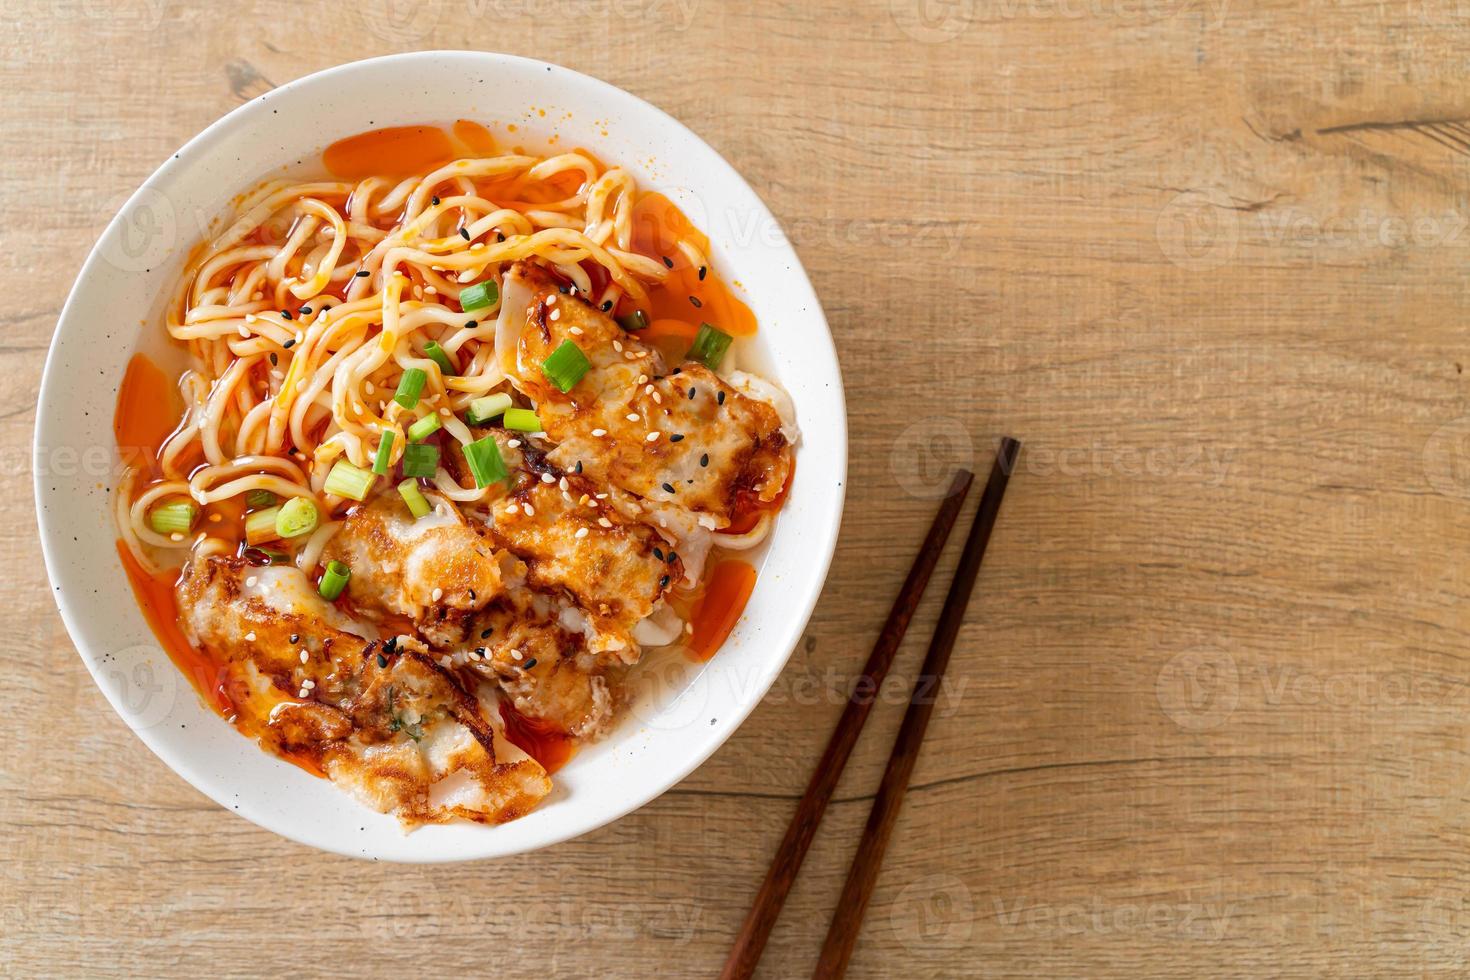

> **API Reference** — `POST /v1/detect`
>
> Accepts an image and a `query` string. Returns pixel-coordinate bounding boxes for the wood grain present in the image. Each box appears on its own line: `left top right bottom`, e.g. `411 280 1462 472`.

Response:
4 1 1470 977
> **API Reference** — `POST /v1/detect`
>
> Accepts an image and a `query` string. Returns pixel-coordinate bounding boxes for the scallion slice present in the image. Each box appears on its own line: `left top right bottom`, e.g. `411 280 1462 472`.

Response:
407 413 443 443
318 560 351 601
541 340 591 393
423 340 455 376
401 443 439 478
502 407 542 432
465 393 513 425
149 500 197 536
459 280 499 312
245 505 282 545
323 460 375 501
618 309 649 332
464 436 509 488
372 432 395 476
397 478 433 519
393 367 427 409
274 496 319 539
244 489 278 509
689 322 733 370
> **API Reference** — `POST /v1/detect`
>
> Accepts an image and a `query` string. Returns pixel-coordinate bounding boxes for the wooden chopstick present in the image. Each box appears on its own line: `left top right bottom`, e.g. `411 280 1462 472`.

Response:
719 468 976 980
813 436 1021 979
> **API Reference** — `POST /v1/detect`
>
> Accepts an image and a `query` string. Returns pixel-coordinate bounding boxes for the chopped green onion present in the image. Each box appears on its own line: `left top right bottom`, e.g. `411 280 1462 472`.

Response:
244 489 278 509
463 436 509 488
689 323 733 370
459 280 499 312
422 341 455 376
274 496 319 539
323 459 375 501
407 413 443 443
401 443 439 478
618 309 649 332
245 506 281 545
503 407 542 432
393 367 427 409
541 340 591 393
149 500 197 536
318 560 351 601
465 393 513 425
397 478 432 519
372 432 395 476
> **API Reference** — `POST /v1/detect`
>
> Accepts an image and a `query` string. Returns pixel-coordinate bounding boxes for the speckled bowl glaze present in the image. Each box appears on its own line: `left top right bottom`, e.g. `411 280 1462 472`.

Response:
36 52 845 861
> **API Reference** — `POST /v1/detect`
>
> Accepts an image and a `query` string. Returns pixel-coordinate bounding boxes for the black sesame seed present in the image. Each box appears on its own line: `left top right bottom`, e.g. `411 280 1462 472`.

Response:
431 195 440 206
659 575 670 588
669 433 684 442
601 300 613 311
688 387 697 400
468 589 476 601
653 547 665 561
672 367 681 375
377 654 388 668
355 270 371 277
717 390 726 405
698 266 707 281
269 353 278 366
523 657 538 670
667 551 678 564
281 309 293 320
700 453 709 467
465 319 477 328
662 255 674 269
459 227 471 241
481 627 493 639
475 647 486 656
497 232 506 242
283 339 296 349
299 306 311 315
662 482 676 493
290 634 300 644
689 295 702 308
574 460 583 474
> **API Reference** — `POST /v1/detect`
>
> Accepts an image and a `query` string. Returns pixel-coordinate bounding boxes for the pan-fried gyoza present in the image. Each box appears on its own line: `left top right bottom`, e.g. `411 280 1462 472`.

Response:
114 123 796 829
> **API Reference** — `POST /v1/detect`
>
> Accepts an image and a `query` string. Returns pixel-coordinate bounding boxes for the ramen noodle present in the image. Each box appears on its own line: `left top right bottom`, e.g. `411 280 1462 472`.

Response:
114 122 797 828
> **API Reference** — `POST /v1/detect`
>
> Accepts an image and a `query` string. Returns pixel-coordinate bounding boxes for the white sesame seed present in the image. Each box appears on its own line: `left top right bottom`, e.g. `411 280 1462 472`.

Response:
613 340 624 352
471 242 484 250
365 382 375 394
237 324 250 338
646 431 659 442
644 384 654 395
245 313 258 323
545 295 557 306
523 503 535 516
302 679 316 689
591 428 607 437
541 472 555 484
440 656 453 669
298 689 309 698
562 491 573 503
507 438 522 449
598 517 613 528
558 476 569 491
596 493 608 500
170 532 184 542
511 649 523 661
425 286 438 295
550 308 561 321
506 503 520 515
570 326 584 336
300 650 309 663
653 392 663 404
245 576 258 587
626 412 640 422
624 351 636 360
635 351 649 359
575 527 589 539
431 587 444 602
438 407 450 416
685 622 694 634
638 374 648 384
245 632 257 642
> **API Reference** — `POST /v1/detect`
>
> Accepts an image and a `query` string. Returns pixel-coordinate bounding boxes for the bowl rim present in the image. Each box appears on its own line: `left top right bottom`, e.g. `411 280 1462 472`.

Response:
36 50 847 861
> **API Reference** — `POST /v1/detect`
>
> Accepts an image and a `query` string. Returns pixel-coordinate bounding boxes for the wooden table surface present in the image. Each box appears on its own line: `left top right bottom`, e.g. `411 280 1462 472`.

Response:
6 1 1470 976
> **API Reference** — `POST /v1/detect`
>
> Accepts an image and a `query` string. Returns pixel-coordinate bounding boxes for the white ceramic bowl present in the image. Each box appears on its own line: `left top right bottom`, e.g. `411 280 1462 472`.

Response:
36 52 845 861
